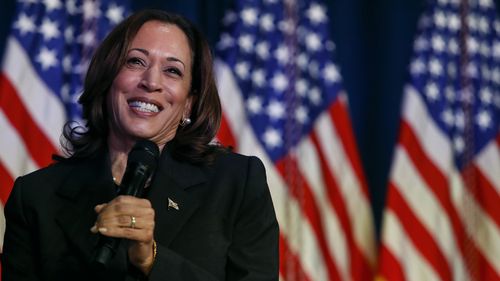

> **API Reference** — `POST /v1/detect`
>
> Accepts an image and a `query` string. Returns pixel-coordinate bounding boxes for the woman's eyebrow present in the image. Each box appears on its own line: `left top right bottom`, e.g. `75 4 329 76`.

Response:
129 48 186 69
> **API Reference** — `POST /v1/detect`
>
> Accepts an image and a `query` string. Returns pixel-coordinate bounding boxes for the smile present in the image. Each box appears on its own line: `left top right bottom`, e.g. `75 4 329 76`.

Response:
128 100 161 113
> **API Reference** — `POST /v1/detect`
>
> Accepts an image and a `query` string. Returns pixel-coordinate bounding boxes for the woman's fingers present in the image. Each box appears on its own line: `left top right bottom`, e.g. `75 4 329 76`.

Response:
97 223 155 242
91 196 155 242
94 203 107 213
91 195 156 274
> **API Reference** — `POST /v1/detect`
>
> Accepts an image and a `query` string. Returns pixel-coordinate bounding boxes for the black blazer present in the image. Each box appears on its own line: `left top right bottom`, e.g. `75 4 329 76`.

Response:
2 145 279 281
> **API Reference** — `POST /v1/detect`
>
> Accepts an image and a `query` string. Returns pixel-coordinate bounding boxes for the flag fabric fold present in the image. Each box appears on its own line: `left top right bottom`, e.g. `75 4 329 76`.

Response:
0 0 130 250
377 0 500 280
215 0 376 280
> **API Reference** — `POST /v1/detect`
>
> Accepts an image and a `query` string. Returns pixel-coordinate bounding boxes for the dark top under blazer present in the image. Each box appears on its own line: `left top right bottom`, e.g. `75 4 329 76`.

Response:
2 145 279 281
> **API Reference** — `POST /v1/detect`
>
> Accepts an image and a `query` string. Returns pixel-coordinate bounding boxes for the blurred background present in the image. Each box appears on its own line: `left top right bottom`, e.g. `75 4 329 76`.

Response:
1 0 499 280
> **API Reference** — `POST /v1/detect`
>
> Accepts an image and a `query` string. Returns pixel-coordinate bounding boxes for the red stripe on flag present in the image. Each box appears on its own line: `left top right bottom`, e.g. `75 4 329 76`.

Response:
0 160 14 204
310 131 373 281
399 120 500 280
279 234 312 281
470 164 500 228
275 156 341 281
377 245 405 281
328 98 370 197
0 73 56 168
387 182 452 281
217 114 237 149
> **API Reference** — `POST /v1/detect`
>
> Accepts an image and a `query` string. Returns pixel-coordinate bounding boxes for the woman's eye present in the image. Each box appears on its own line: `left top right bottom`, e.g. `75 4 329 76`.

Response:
165 67 182 77
126 57 145 67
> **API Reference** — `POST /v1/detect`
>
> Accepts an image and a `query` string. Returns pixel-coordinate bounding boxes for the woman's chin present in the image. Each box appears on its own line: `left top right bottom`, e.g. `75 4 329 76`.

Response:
128 128 173 144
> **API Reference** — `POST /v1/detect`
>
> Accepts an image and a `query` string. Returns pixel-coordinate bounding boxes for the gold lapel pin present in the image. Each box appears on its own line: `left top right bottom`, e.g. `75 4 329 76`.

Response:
168 198 179 210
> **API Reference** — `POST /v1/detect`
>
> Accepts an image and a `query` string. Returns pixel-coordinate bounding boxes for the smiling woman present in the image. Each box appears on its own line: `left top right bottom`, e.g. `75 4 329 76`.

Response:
107 21 194 156
1 9 279 281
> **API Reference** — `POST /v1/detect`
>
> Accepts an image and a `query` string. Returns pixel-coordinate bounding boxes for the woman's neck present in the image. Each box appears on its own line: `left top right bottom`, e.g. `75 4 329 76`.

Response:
107 132 166 184
107 133 135 185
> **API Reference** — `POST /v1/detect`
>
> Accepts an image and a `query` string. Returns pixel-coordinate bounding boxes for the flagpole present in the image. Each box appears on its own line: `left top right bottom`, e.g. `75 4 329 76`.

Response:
282 1 304 280
459 0 480 279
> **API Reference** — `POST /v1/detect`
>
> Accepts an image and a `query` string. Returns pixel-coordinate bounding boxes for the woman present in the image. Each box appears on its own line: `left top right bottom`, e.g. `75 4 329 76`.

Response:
2 10 279 281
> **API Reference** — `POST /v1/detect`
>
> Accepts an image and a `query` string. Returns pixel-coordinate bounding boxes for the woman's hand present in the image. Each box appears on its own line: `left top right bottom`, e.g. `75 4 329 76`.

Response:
91 195 156 275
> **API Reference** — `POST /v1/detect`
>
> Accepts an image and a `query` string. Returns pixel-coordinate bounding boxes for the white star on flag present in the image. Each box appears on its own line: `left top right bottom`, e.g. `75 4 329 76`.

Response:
306 3 327 24
262 127 282 149
241 7 258 26
39 18 60 41
14 13 36 35
260 14 275 31
42 0 62 11
36 47 58 69
267 100 286 120
271 72 288 92
106 4 126 24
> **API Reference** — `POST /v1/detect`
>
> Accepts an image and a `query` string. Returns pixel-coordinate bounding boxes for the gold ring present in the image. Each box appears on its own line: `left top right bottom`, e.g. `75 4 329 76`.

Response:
130 216 136 228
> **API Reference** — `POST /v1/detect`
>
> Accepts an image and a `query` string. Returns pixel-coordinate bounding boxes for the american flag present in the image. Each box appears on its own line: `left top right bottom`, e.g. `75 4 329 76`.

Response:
0 0 130 250
377 0 500 280
215 0 376 280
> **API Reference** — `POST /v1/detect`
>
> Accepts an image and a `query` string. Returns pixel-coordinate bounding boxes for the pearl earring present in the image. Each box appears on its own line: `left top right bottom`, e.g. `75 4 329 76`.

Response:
180 117 191 127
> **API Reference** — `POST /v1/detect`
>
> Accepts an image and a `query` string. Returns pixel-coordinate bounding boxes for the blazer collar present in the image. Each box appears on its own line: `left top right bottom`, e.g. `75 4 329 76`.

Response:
159 143 208 189
145 144 209 245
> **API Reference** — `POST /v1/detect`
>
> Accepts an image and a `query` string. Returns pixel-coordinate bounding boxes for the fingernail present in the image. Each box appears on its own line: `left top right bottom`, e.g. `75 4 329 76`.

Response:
90 225 97 233
98 227 108 233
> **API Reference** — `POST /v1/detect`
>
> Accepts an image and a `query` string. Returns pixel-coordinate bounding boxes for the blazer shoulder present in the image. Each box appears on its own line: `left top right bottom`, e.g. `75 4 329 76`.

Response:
11 156 95 201
213 150 266 172
210 151 268 191
16 160 76 185
18 151 108 182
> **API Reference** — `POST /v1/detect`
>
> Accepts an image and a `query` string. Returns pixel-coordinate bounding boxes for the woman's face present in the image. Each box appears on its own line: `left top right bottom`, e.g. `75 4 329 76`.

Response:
108 20 193 148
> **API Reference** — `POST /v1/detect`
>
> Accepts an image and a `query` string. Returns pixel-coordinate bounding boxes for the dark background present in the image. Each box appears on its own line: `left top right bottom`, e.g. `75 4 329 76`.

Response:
2 0 496 238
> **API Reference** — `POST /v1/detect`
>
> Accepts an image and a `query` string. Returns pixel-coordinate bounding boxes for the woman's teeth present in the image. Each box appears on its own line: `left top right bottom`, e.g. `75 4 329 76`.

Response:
129 101 159 113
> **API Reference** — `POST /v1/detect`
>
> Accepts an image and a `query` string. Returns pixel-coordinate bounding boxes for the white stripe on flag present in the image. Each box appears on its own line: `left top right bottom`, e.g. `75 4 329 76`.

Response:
449 169 500 275
214 59 248 139
297 137 349 280
3 37 66 149
315 106 376 264
391 145 468 280
383 210 442 281
0 109 38 178
476 139 500 193
403 86 453 173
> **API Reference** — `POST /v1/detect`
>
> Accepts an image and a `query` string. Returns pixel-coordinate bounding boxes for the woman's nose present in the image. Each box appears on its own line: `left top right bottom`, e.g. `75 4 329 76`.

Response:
139 67 162 92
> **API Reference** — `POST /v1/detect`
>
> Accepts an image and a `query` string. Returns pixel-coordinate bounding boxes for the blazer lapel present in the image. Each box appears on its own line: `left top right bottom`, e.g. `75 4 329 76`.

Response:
54 152 116 263
146 146 208 246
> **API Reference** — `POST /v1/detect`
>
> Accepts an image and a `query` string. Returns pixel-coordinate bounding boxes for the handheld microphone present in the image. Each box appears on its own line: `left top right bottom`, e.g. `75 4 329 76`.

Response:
92 139 160 268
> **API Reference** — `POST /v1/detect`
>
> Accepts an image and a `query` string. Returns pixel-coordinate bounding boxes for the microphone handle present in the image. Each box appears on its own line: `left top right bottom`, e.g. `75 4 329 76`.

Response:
91 163 151 269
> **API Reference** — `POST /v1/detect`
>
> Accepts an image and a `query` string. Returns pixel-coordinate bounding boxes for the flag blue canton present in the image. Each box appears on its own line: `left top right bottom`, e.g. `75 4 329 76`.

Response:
408 0 500 168
10 0 130 121
217 0 344 162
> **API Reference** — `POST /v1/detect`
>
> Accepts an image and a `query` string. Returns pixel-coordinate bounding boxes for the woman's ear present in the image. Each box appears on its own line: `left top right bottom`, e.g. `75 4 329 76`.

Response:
184 95 193 118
